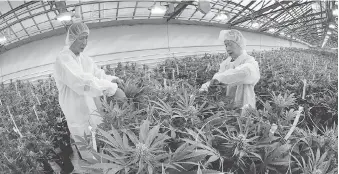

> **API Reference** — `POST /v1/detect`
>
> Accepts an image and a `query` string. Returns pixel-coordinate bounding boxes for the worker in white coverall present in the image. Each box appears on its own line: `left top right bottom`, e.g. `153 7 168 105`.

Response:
53 22 126 161
200 29 260 109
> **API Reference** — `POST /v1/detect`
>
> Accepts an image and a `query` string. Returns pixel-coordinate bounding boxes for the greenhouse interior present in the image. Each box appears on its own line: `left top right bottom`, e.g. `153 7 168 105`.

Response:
0 0 338 174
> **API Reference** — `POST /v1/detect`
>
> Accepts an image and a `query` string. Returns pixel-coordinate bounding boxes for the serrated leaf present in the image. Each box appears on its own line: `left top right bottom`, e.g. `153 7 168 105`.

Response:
249 152 263 162
205 155 219 165
108 126 123 148
122 133 130 149
83 163 122 169
98 128 120 148
107 167 124 174
268 160 290 166
121 129 139 145
176 150 211 161
250 162 256 174
91 151 118 163
145 125 160 147
316 148 320 162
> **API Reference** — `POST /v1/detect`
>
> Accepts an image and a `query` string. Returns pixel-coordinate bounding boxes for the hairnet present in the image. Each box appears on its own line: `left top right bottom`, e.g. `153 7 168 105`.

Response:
218 29 246 50
65 22 90 48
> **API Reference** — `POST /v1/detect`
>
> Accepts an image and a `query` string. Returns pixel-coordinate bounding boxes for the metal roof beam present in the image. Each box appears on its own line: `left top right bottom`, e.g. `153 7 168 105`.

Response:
0 12 19 42
40 1 54 31
276 0 298 22
0 1 102 32
258 7 287 30
230 1 295 26
7 0 29 37
167 1 193 22
0 1 38 19
274 16 325 34
292 21 325 33
276 11 326 26
227 0 255 24
270 8 312 32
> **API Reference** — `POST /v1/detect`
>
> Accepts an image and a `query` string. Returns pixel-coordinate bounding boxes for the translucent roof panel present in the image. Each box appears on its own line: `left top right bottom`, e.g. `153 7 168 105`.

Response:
0 0 336 49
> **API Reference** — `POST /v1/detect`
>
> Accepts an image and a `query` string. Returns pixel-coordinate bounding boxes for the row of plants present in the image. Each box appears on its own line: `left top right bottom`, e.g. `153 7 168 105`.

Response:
0 48 337 173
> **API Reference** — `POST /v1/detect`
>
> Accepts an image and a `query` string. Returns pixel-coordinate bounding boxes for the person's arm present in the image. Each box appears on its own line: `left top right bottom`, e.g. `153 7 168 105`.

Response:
88 57 119 82
212 61 260 86
55 54 118 97
199 59 230 91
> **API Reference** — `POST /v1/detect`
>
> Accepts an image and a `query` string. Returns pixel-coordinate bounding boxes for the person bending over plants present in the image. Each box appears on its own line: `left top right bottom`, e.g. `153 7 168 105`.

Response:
200 29 260 109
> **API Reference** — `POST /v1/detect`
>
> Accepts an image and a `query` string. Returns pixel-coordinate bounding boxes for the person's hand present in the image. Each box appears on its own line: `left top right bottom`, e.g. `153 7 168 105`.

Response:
210 79 220 86
113 88 126 100
208 79 221 93
199 82 209 92
111 78 124 88
103 89 114 96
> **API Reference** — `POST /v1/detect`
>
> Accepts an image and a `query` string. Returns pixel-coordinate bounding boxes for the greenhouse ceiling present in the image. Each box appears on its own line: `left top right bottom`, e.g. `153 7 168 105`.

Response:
0 0 338 51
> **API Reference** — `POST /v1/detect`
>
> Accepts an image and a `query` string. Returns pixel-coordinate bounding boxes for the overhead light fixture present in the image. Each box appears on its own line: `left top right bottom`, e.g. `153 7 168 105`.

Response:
327 31 332 35
0 36 7 44
279 32 285 36
56 11 73 21
268 28 275 33
150 5 167 15
54 1 73 21
333 9 338 16
252 22 260 29
216 13 228 21
329 23 335 29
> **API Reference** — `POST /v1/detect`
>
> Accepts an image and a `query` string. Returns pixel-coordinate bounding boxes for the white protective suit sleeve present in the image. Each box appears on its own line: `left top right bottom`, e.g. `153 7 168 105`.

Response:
55 54 118 97
89 58 119 82
212 62 259 85
199 59 229 91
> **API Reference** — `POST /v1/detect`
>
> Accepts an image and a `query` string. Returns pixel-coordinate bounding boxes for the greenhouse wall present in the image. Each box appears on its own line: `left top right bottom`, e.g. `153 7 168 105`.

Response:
0 23 308 83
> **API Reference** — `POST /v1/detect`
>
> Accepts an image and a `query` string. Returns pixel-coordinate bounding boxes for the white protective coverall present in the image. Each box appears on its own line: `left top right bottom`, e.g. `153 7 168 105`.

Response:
200 30 260 108
53 22 119 159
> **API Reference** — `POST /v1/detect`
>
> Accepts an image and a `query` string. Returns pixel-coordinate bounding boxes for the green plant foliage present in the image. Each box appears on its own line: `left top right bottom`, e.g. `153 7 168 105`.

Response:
0 48 337 174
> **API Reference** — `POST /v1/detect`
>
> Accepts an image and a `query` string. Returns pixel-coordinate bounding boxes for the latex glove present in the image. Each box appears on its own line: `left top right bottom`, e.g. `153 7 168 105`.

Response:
199 82 210 92
210 79 220 86
111 78 124 88
208 79 221 93
103 86 117 97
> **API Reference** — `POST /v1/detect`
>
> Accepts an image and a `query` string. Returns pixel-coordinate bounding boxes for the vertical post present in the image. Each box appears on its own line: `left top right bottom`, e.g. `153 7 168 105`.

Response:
33 105 39 121
176 63 179 75
7 106 23 138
